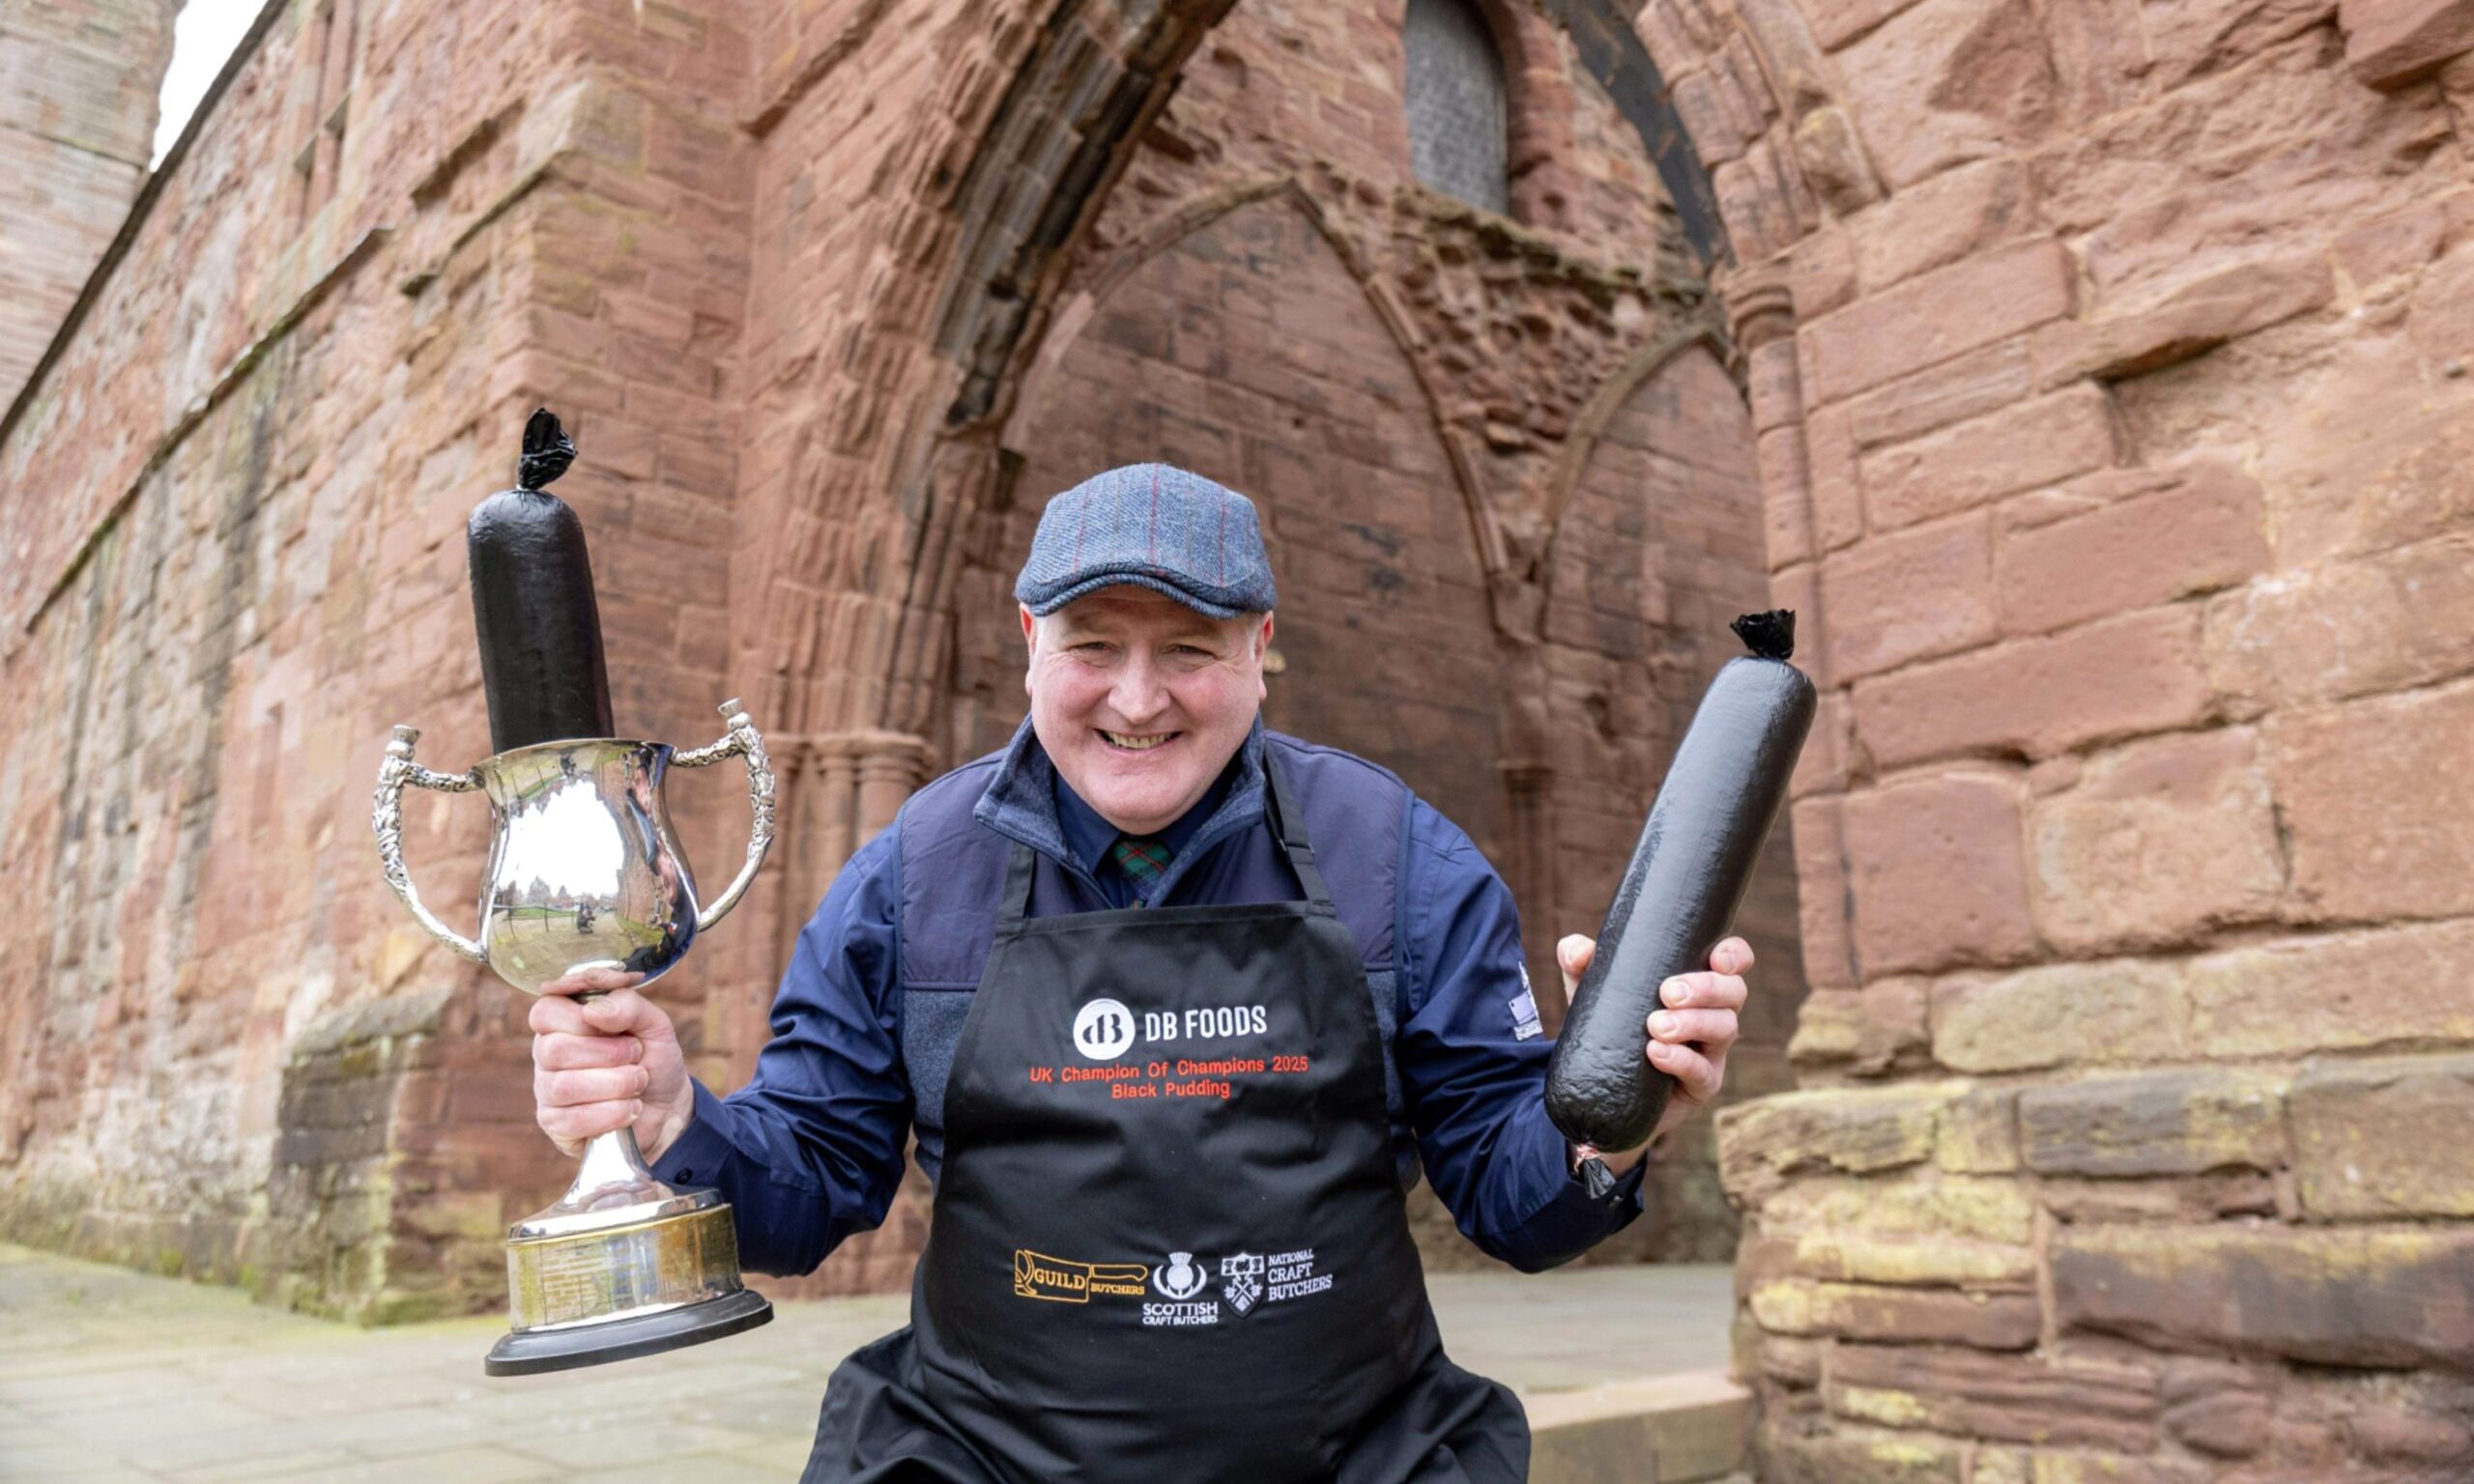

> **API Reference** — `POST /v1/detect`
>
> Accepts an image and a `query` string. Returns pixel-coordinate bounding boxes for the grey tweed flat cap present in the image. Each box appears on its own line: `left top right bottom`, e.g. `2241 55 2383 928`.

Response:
1015 463 1278 619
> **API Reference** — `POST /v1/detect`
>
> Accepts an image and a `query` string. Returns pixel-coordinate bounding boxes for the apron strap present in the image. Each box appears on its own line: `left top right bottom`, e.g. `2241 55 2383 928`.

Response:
997 837 1039 925
1262 753 1336 913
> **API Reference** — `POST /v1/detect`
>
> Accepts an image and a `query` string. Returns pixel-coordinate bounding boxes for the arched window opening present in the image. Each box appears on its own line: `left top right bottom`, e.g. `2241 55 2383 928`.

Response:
1404 0 1510 215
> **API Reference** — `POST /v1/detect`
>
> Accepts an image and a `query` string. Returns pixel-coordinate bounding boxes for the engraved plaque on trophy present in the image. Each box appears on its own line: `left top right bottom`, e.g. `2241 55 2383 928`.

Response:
370 410 775 1376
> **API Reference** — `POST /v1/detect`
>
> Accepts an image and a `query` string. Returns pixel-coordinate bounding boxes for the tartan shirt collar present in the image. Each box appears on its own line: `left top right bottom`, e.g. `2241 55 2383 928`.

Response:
971 714 1269 898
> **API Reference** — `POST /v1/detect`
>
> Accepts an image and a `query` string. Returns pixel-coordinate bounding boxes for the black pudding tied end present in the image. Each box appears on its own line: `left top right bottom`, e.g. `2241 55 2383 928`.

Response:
1546 611 1816 1175
467 409 616 755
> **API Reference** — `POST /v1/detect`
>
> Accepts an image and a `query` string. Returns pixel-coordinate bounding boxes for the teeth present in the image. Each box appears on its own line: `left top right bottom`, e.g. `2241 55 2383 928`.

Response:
1104 731 1170 751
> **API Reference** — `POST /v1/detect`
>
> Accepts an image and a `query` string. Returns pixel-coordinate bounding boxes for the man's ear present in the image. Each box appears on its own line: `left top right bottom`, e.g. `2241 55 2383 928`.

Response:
1255 612 1275 700
1021 605 1038 699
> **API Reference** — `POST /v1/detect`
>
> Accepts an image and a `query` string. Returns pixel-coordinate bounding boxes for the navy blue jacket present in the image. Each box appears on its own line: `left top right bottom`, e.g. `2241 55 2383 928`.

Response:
650 720 1647 1275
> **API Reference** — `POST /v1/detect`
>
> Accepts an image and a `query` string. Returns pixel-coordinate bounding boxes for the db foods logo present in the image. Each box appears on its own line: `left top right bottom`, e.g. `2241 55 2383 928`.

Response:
1073 998 1136 1061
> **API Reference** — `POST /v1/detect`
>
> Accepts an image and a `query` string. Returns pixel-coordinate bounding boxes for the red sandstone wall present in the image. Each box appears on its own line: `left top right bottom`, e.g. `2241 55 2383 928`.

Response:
0 0 761 1320
0 0 1782 1317
1638 0 2474 1475
0 0 180 406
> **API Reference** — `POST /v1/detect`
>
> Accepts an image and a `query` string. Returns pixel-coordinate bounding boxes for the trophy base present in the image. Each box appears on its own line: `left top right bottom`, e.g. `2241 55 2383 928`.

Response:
486 1286 772 1377
490 1127 768 1378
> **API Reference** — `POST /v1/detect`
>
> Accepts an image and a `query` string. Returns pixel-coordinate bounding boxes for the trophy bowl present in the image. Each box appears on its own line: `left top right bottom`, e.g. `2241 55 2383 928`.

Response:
373 699 777 1376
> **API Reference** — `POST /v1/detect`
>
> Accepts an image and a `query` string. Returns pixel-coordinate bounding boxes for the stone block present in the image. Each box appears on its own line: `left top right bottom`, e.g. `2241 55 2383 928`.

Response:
1844 337 2036 451
1790 797 1859 987
2035 252 2334 382
1852 606 2212 769
1833 0 2061 188
2205 532 2474 709
2343 1404 2474 1465
1821 511 1995 679
1760 1170 2038 1245
1852 158 2033 294
1997 457 2268 637
1716 1082 1957 1202
1842 773 2038 976
1749 1278 2041 1348
2267 679 2474 922
1761 1428 1964 1484
2186 919 2474 1057
2026 728 2285 954
1933 958 2190 1073
1804 401 1864 551
1803 239 2077 403
2290 1053 2474 1219
1826 1345 2161 1452
2018 1068 2288 1177
1788 976 1935 1075
2052 1224 2474 1368
2343 0 2474 86
1860 384 2119 532
1795 105 1884 215
1936 1085 2020 1172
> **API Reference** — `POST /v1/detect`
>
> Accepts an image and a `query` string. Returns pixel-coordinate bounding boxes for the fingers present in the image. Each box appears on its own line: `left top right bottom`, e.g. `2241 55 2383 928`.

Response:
1646 1007 1738 1051
1557 934 1595 983
537 1097 644 1149
535 1063 652 1110
533 1029 644 1072
529 986 661 1038
1647 1038 1724 1102
1658 970 1747 1012
1710 936 1755 976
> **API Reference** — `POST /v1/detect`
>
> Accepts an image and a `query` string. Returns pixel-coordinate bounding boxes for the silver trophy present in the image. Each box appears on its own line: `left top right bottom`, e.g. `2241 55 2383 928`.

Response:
373 699 776 1375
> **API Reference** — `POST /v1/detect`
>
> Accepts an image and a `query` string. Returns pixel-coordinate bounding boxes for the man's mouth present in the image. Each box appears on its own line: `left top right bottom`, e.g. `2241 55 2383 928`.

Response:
1100 729 1177 752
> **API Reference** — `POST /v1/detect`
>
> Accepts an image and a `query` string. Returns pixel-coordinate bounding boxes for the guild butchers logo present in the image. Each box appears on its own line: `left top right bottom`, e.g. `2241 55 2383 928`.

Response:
1014 1249 1148 1303
1151 1250 1209 1300
1220 1252 1264 1316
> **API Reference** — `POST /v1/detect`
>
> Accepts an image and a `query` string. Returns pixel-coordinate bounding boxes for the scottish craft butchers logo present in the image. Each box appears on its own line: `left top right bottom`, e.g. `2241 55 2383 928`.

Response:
1152 1250 1209 1299
1221 1252 1264 1315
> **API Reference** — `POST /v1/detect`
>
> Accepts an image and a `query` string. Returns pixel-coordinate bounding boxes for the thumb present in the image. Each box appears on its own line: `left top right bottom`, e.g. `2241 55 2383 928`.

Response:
1557 934 1595 996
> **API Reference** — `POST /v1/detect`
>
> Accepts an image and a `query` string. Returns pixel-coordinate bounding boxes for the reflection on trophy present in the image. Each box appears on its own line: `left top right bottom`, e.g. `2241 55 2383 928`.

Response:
370 409 775 1376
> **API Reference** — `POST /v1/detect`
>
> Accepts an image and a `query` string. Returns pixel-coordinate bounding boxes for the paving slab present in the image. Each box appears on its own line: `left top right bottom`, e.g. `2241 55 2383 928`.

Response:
0 1243 1735 1481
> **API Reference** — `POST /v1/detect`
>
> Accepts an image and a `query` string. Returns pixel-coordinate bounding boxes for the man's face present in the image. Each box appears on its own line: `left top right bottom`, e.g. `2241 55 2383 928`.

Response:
1022 586 1273 836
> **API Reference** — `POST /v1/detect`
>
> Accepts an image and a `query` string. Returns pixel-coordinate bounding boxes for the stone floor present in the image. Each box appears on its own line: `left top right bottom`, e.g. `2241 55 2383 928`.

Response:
0 1242 1737 1482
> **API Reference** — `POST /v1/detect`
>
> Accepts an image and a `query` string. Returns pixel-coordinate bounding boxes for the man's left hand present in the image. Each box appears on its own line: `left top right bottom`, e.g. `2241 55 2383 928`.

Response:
1555 934 1751 1175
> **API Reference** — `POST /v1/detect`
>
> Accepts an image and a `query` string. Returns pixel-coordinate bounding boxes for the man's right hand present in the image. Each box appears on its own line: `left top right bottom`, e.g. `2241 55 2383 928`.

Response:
529 966 695 1162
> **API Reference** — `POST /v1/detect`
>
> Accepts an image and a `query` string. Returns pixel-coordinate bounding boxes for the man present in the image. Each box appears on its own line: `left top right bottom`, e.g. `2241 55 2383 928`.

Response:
531 464 1753 1483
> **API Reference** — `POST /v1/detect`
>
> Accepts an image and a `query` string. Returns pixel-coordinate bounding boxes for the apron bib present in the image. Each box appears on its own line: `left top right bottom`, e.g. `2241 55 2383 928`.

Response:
801 759 1526 1483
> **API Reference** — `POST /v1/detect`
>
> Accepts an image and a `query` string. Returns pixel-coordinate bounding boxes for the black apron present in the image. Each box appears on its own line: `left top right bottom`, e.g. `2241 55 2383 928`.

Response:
800 760 1528 1483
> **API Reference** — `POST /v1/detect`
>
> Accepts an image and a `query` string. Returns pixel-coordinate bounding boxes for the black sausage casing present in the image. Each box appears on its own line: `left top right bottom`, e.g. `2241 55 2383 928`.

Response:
466 410 617 754
1546 611 1816 1160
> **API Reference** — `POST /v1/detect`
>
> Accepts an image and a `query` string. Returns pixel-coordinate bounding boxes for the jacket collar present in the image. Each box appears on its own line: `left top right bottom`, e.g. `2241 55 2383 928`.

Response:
972 716 1270 902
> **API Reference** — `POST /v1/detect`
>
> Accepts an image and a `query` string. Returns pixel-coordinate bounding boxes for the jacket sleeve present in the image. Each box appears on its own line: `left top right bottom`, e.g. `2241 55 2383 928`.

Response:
1395 798 1647 1272
647 820 911 1276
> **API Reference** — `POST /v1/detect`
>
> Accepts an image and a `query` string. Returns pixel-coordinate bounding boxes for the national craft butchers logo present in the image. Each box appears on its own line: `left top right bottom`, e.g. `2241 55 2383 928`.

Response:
1221 1252 1264 1315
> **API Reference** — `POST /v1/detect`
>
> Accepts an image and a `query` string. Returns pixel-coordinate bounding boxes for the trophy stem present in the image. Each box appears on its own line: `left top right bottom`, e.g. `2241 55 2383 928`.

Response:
569 1126 660 1211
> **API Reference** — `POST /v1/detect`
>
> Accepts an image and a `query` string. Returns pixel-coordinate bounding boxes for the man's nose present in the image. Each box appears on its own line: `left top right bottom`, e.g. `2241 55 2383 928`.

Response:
1108 654 1171 724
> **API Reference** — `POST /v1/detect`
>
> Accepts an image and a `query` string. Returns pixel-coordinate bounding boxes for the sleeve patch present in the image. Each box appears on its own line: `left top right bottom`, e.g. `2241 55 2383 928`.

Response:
1510 964 1543 1042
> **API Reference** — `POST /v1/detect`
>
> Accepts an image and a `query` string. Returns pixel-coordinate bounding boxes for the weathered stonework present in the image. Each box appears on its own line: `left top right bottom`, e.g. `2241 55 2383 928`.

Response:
0 0 1798 1315
1659 0 2474 1470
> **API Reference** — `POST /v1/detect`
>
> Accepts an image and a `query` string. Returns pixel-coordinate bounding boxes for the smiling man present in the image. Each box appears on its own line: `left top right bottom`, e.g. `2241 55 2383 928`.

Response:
529 463 1754 1484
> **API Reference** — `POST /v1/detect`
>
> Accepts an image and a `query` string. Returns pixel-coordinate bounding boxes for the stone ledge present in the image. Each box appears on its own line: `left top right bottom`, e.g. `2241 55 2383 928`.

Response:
1527 1369 1750 1483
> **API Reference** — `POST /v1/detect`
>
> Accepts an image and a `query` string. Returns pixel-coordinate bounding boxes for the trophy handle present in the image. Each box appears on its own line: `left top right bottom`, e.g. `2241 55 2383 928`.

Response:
373 726 489 964
673 698 774 934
